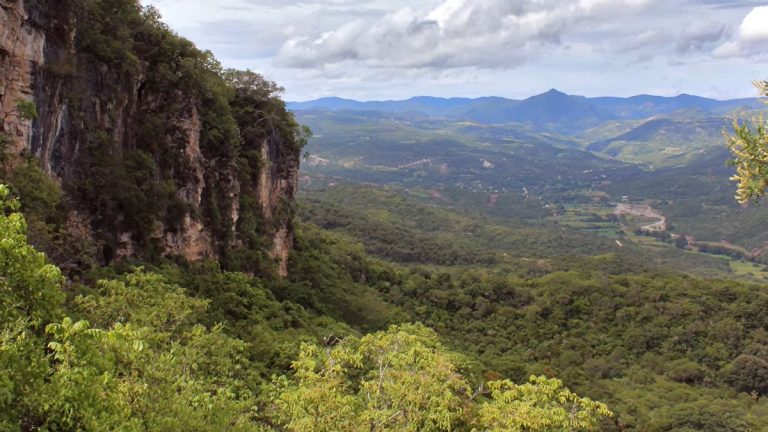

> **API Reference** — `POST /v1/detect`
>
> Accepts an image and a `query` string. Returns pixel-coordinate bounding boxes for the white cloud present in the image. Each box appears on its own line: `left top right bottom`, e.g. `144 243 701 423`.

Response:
740 5 768 39
426 0 467 26
715 6 768 57
275 0 657 69
142 0 765 100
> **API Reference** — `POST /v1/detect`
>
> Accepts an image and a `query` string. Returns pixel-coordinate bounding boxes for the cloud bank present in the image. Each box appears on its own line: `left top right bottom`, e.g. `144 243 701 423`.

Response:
144 0 768 100
275 0 658 69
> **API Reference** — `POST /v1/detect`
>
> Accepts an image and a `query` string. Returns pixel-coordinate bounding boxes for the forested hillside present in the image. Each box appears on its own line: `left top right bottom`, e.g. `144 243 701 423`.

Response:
1 0 306 276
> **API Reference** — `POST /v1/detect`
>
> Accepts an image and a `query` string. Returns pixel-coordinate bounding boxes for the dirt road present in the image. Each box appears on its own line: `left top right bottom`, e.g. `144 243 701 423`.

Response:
614 203 667 231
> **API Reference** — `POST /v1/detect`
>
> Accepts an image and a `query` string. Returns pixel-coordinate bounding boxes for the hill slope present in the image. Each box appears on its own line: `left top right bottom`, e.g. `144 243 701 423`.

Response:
297 110 639 197
587 117 731 166
289 91 764 126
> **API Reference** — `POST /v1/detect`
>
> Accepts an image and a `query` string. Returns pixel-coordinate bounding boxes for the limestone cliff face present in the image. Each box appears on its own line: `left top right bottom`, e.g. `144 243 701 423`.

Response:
0 0 45 154
148 102 215 262
0 0 300 275
259 130 300 277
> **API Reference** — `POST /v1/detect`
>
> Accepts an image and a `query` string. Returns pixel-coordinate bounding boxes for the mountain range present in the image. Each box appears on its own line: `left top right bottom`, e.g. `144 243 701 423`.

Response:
289 89 764 134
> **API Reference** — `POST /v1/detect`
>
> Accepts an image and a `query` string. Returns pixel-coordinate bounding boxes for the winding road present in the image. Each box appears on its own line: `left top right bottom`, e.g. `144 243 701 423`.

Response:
614 203 667 232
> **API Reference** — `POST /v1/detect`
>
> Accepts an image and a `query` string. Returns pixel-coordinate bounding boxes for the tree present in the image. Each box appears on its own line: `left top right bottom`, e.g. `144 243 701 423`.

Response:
724 354 768 396
0 184 63 328
272 323 612 432
726 81 768 203
273 323 470 432
225 68 312 154
0 183 64 429
476 376 612 431
0 184 260 430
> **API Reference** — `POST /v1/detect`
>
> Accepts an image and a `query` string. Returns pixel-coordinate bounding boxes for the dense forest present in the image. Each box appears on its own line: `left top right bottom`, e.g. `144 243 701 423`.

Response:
6 175 768 430
2 1 768 431
1 184 617 430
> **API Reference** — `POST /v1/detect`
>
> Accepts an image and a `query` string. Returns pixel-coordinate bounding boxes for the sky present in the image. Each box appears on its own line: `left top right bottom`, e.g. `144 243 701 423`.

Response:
143 0 768 101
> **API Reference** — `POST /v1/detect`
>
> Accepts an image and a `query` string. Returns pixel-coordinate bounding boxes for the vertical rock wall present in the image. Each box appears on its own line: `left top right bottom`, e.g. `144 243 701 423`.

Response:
0 0 300 275
0 0 45 156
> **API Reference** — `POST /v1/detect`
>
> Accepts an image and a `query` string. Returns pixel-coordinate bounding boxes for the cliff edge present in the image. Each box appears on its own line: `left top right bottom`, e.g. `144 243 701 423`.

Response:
0 0 303 276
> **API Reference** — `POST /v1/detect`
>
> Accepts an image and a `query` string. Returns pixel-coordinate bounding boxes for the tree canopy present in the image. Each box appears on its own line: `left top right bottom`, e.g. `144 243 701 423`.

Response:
272 324 611 431
0 184 612 430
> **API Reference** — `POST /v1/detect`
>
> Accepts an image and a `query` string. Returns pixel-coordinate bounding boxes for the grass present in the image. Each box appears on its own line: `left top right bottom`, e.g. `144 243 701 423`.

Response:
729 260 768 280
551 203 767 281
583 228 623 239
550 203 618 236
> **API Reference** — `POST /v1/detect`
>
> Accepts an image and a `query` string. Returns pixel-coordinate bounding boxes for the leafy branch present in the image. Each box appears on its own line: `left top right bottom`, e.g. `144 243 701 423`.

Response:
726 81 768 203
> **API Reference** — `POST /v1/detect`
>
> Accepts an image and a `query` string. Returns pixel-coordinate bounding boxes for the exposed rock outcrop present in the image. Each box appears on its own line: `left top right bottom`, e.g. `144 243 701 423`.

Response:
0 0 45 155
258 130 300 277
0 0 301 276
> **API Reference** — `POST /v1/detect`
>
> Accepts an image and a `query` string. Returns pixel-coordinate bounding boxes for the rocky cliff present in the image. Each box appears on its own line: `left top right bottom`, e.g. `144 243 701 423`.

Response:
0 0 301 276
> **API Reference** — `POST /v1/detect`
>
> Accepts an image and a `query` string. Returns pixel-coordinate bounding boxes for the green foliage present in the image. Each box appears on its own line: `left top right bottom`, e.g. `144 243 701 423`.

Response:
0 184 64 327
477 376 611 431
15 99 38 121
299 185 735 279
300 185 601 266
7 158 63 223
70 140 185 256
3 160 98 276
30 315 258 432
373 265 768 427
724 355 768 395
727 81 768 203
0 100 37 168
151 262 358 377
272 324 610 431
73 0 143 70
66 273 259 432
0 187 262 430
60 2 308 266
1 189 617 431
0 99 37 125
76 269 208 331
602 378 766 431
273 324 470 431
0 184 64 428
288 188 768 428
0 318 49 431
36 318 126 431
225 69 311 155
285 224 402 331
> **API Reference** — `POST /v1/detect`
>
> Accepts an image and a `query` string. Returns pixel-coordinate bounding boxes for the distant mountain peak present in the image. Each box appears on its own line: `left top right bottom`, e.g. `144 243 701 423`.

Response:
288 91 764 130
675 93 708 100
544 88 567 96
531 89 569 99
522 89 577 104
